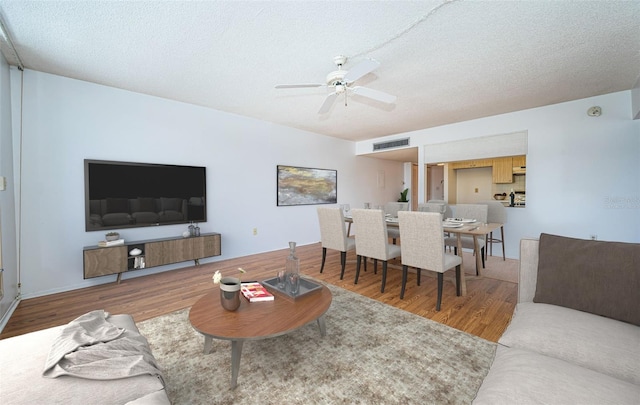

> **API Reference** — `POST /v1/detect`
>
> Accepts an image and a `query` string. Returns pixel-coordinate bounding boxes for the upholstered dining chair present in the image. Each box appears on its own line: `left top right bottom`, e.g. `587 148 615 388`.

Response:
384 202 409 244
427 199 453 219
317 207 356 280
417 202 445 216
444 204 488 275
422 200 453 241
351 208 402 293
398 211 462 310
480 201 507 260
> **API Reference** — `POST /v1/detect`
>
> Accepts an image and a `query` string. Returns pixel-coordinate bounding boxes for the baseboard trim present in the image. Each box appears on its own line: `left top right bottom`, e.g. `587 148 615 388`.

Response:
0 296 21 334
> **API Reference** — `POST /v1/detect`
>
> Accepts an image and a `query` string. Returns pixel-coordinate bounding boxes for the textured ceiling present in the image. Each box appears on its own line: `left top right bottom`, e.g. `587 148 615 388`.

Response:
0 0 639 149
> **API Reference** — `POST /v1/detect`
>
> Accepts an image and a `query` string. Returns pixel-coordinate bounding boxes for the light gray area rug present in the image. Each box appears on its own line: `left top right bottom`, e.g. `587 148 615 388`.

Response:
138 284 496 404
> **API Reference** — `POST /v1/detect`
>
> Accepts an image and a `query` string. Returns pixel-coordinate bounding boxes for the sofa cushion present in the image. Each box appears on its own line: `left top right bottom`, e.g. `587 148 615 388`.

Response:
106 198 129 214
472 346 640 405
102 213 131 226
499 302 640 386
132 212 159 224
160 197 181 212
534 233 640 326
0 314 167 405
158 210 183 223
137 197 156 212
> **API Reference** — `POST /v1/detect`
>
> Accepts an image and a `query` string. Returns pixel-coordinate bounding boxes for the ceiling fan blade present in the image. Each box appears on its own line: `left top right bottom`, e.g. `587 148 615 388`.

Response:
318 92 339 114
343 58 380 83
275 83 325 89
351 86 397 104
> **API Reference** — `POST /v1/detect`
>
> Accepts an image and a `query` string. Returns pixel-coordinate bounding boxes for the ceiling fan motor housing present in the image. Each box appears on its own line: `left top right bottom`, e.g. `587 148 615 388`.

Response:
326 70 347 86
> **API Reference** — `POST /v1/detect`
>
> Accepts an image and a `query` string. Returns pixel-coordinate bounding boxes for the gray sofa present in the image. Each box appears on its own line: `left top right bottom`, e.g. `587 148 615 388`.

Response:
473 234 640 404
0 312 170 405
89 197 187 228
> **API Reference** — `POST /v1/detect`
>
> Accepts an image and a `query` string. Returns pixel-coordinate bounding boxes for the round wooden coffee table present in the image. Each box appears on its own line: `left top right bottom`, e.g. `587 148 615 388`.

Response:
189 283 332 389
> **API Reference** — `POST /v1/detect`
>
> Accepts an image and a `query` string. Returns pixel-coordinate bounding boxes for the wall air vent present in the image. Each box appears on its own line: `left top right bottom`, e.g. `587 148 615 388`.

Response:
373 138 410 151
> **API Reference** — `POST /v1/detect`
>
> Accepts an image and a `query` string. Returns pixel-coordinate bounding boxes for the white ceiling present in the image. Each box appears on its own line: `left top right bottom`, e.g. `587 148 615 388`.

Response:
0 1 638 154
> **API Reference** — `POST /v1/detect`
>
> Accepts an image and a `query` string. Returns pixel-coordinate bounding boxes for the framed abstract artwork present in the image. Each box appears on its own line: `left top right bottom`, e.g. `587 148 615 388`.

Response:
277 165 337 206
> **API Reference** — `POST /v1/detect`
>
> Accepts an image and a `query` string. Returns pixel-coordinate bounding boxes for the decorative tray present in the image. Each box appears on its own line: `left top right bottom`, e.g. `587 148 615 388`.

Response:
262 276 323 301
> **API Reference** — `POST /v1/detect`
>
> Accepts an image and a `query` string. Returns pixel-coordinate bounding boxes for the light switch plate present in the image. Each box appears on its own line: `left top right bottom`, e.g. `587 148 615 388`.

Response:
0 176 6 191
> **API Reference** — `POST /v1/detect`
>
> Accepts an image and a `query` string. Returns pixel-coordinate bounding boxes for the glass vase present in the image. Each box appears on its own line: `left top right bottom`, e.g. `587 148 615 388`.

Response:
285 241 300 295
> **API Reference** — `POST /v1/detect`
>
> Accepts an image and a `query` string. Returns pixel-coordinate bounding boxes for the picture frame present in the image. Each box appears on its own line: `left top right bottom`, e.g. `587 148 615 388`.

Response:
277 165 337 206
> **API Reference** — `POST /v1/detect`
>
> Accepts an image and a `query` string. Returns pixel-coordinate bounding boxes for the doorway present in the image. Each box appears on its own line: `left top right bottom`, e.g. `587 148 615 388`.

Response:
426 164 445 201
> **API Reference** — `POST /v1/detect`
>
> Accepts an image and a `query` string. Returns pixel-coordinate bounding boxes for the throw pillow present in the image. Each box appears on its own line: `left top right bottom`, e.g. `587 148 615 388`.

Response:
105 198 129 214
534 233 640 326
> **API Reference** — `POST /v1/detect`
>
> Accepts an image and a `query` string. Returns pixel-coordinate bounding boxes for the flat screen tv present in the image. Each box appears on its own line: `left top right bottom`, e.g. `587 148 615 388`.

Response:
84 159 207 231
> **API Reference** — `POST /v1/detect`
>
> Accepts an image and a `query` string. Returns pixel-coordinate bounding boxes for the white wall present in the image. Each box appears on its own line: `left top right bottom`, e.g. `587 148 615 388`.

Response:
16 70 403 298
357 91 640 258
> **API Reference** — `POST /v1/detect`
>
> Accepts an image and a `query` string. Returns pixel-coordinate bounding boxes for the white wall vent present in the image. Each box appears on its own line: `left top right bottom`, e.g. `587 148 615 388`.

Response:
373 138 410 151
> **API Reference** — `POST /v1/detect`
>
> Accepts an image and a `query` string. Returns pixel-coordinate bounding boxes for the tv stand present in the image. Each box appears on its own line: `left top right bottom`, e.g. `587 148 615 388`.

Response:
83 233 221 282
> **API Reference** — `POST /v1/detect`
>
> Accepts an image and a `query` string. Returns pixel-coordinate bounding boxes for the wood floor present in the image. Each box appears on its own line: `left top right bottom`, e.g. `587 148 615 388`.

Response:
0 242 517 342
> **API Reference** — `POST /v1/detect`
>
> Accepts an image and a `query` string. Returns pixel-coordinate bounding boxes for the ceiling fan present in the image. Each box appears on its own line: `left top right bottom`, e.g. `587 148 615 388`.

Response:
275 55 397 114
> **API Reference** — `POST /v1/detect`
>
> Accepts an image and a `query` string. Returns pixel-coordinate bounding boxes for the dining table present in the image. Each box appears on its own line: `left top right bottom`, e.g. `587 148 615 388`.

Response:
344 214 503 296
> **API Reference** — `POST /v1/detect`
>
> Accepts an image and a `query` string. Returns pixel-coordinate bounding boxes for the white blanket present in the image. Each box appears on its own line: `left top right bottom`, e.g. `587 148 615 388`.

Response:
43 310 164 384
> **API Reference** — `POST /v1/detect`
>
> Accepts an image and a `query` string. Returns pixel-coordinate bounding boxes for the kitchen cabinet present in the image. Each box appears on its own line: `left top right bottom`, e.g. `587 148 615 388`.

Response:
492 157 513 183
451 159 492 169
512 155 526 167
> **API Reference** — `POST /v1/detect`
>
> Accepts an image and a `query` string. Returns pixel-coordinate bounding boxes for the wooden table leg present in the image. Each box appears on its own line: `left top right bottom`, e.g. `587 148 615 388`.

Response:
346 222 352 237
473 235 482 277
456 234 467 296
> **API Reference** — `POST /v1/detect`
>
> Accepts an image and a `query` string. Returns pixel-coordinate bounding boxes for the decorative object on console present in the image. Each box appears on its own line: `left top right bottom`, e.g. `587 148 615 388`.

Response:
133 256 145 269
98 238 125 247
105 232 120 241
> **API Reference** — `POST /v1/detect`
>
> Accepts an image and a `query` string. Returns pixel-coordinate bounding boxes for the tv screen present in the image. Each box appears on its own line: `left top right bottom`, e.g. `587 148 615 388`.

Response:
84 159 207 231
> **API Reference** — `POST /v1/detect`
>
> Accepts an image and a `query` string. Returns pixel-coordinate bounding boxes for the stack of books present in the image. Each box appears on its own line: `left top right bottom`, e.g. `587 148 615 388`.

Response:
240 282 274 302
98 239 125 247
